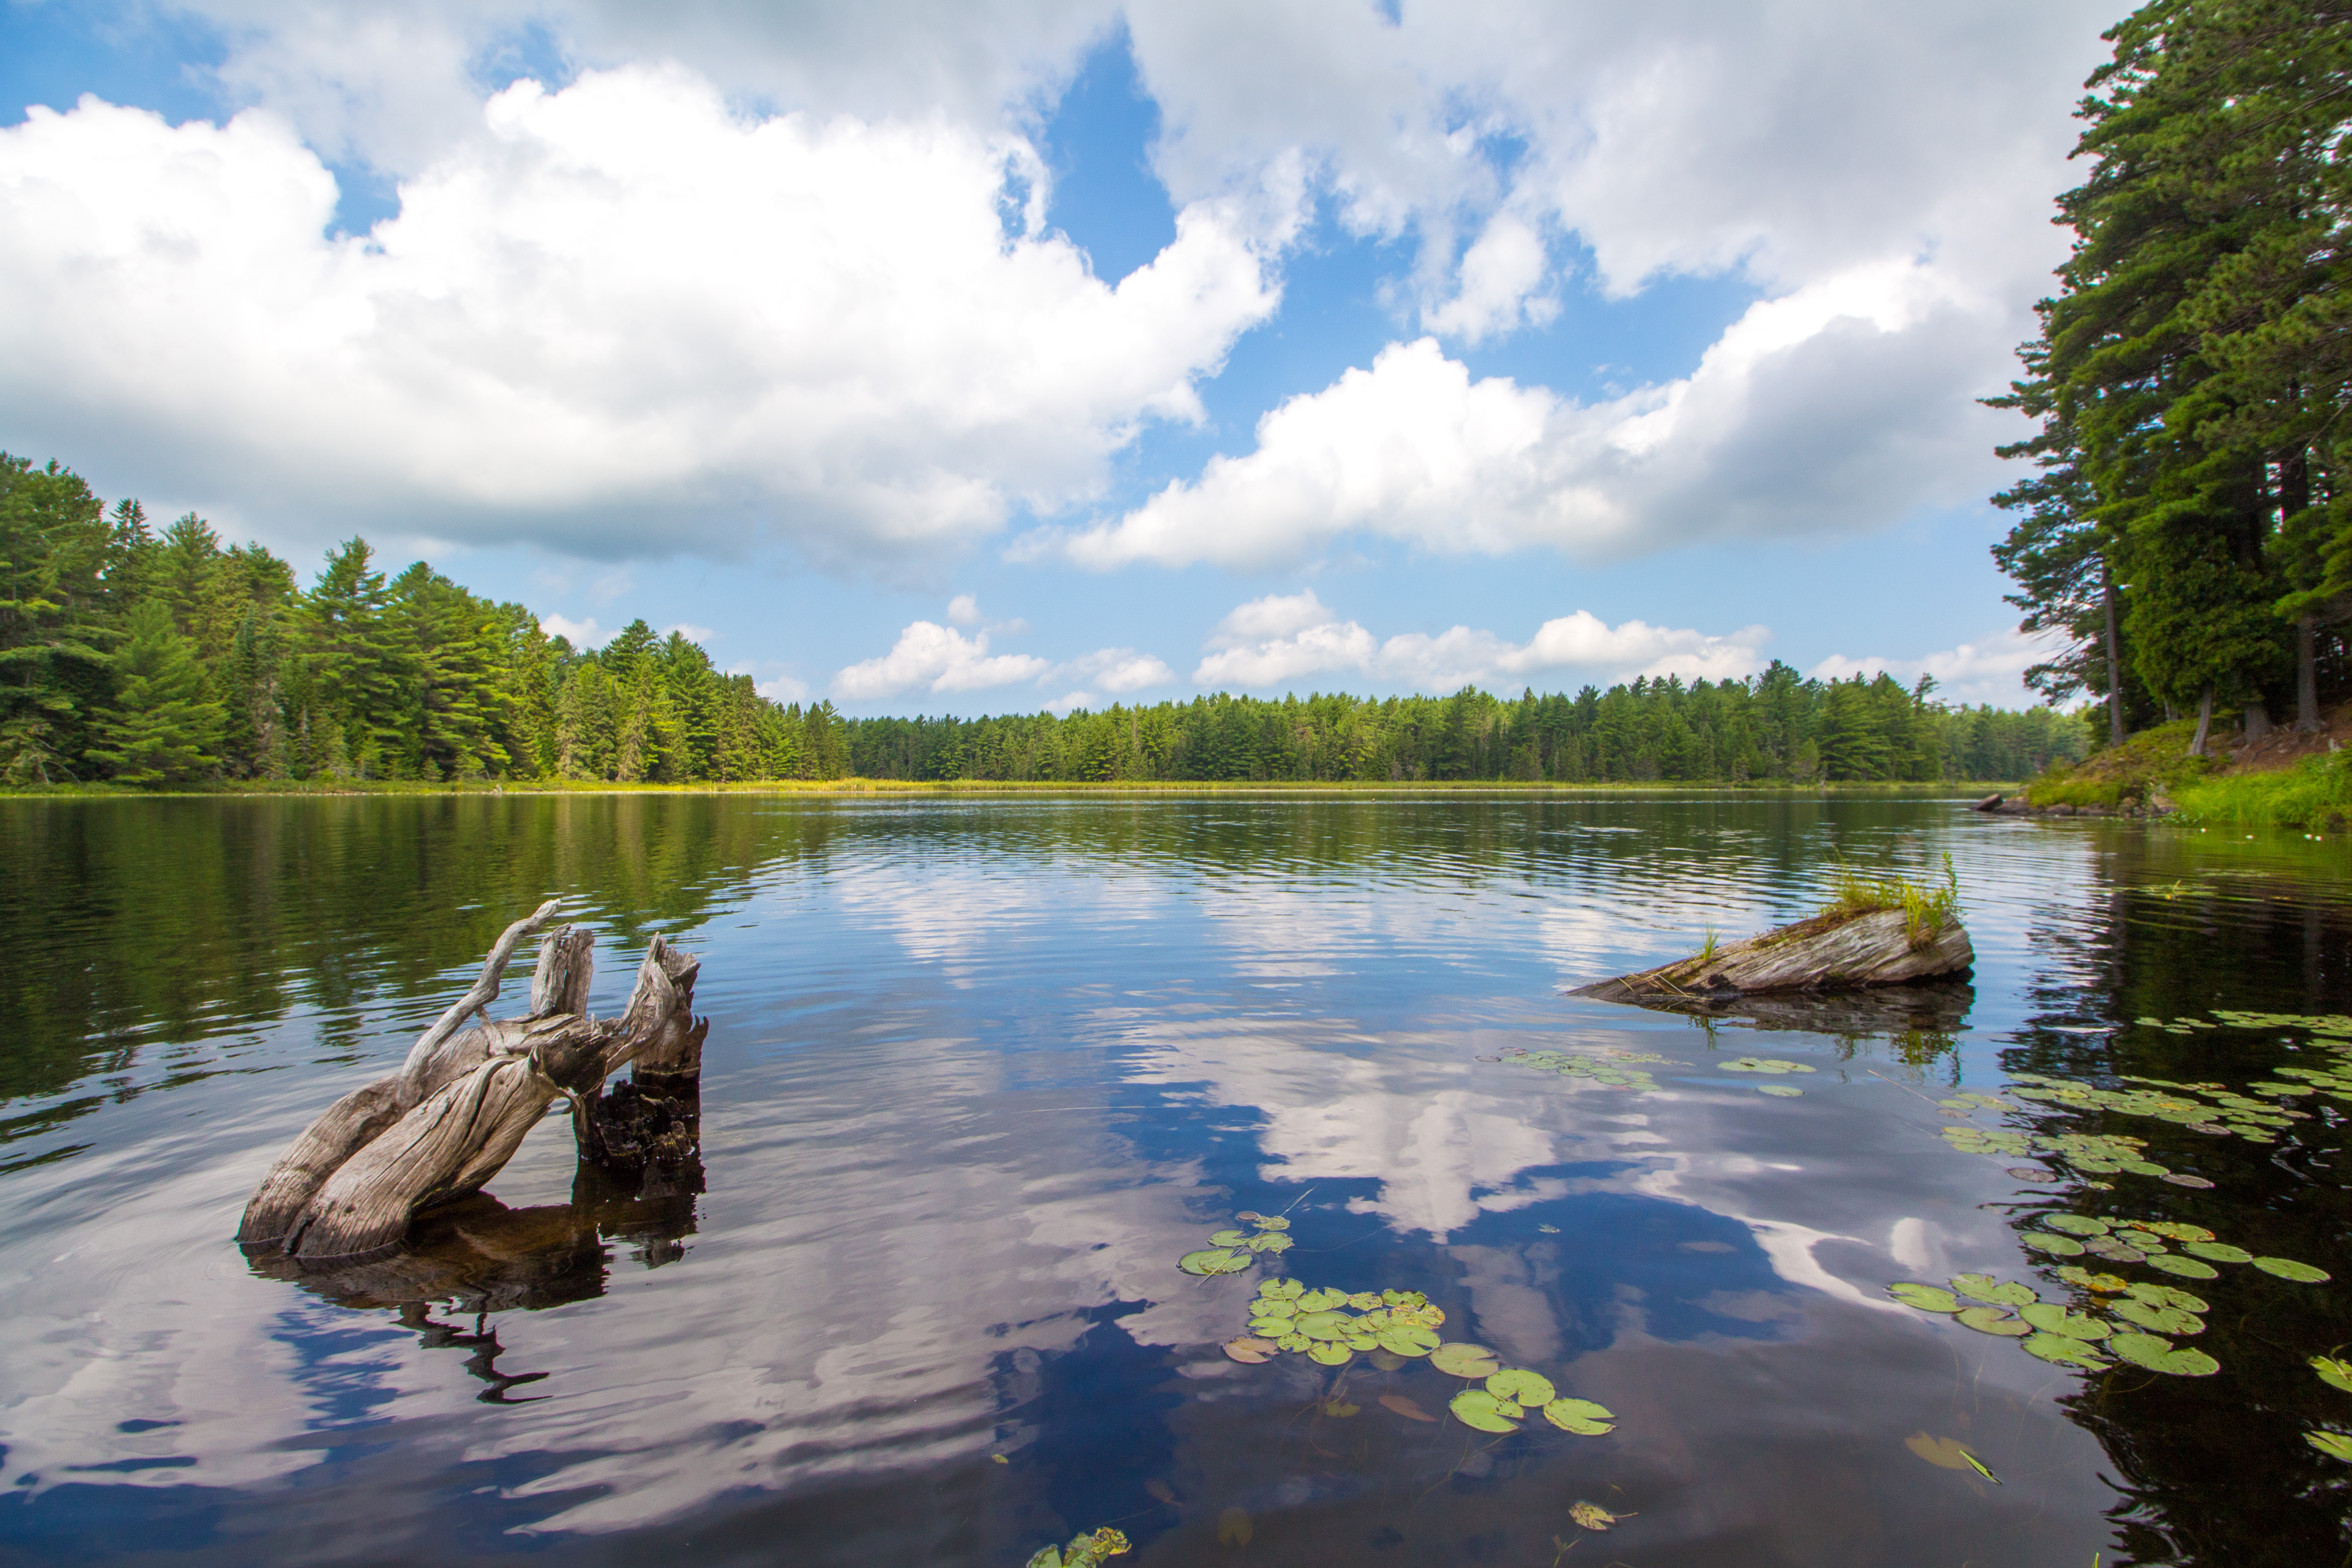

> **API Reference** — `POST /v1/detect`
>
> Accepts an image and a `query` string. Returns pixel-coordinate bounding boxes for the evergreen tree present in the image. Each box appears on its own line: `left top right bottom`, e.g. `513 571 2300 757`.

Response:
88 598 225 783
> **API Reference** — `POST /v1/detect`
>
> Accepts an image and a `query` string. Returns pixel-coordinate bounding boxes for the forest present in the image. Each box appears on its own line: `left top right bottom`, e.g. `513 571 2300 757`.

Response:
1993 0 2352 750
0 450 2078 787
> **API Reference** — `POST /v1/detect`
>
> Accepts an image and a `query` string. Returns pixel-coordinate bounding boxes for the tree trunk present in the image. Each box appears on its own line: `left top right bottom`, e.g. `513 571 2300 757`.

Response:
2246 699 2272 743
1575 906 1973 1001
2189 688 2214 756
2300 618 2322 732
2102 561 2126 747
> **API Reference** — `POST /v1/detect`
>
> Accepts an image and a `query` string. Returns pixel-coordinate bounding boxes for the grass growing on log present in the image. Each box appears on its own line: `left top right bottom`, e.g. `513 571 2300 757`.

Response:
1821 853 1960 950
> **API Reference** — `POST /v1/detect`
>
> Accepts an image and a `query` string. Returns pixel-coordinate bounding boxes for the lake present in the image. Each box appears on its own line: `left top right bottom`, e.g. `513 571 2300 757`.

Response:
2 792 2349 1567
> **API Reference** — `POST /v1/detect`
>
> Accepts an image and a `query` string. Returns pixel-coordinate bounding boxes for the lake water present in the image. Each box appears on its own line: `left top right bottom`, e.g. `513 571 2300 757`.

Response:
3 793 2350 1567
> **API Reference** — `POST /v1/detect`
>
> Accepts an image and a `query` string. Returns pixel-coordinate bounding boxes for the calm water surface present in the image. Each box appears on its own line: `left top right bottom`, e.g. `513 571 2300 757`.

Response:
3 794 2351 1566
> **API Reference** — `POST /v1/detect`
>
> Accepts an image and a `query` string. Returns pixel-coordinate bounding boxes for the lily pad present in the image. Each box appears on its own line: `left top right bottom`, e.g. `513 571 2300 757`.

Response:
1568 1502 1621 1531
2020 1303 2111 1340
1223 1336 1278 1364
1889 1283 1963 1313
2123 1281 2209 1313
1276 1333 1311 1352
2112 1298 2202 1336
1952 1274 2037 1307
2146 1254 2220 1279
1487 1369 1556 1407
1178 1248 1251 1276
2309 1431 2352 1462
1258 1278 1304 1299
2108 1333 2218 1376
1347 1292 1382 1311
2183 1241 2253 1264
1758 1084 1805 1097
1297 1287 1348 1312
1378 1393 1436 1422
1307 1341 1352 1367
2256 1257 2332 1282
1429 1342 1504 1378
2008 1166 2061 1183
2137 1222 2216 1243
2022 1333 2112 1368
1252 1215 1290 1231
1242 1232 1293 1253
2045 1214 2111 1236
2162 1173 2216 1188
1207 1230 1249 1247
1377 1324 1440 1357
1542 1397 1616 1435
2024 1233 2087 1257
2053 1267 2129 1293
1448 1388 1522 1433
1297 1311 1352 1340
1247 1317 1295 1338
2313 1356 2352 1394
1956 1306 2032 1336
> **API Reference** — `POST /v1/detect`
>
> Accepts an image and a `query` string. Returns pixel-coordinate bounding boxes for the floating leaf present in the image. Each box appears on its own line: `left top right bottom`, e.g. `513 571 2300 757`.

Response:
2162 1174 2217 1188
2024 1233 2087 1257
1297 1287 1348 1312
1906 1433 1975 1471
1488 1369 1556 1407
1320 1397 1360 1417
2112 1298 2202 1336
1223 1336 1278 1364
1963 1452 2001 1484
1889 1283 1963 1313
1956 1306 2031 1336
2022 1333 2111 1368
1241 1232 1293 1253
1378 1324 1440 1357
1758 1084 1805 1098
2137 1221 2216 1243
1380 1289 1425 1308
2309 1431 2352 1463
2183 1241 2253 1264
2045 1215 2111 1236
1298 1311 1352 1340
2008 1166 2061 1183
1307 1341 1352 1367
1347 1292 1382 1311
2146 1254 2220 1279
1542 1397 1616 1435
1952 1274 2037 1307
1207 1229 1249 1247
1430 1342 1504 1378
2054 1267 2129 1293
2020 1303 2110 1341
1179 1248 1251 1276
2108 1333 2219 1376
1259 1278 1304 1299
1568 1502 1620 1531
1379 1392 1436 1422
1449 1388 1522 1433
1252 1215 1290 1231
2313 1356 2352 1394
2256 1257 2332 1283
1216 1507 1252 1548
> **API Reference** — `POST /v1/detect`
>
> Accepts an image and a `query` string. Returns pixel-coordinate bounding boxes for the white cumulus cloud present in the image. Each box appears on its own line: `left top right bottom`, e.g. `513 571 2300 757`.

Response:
1812 627 2064 707
1053 647 1176 694
539 613 609 648
833 621 1052 700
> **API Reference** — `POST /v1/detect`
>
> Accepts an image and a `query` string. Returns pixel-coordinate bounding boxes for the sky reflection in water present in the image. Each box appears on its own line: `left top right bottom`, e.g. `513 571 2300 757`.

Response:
0 794 2348 1566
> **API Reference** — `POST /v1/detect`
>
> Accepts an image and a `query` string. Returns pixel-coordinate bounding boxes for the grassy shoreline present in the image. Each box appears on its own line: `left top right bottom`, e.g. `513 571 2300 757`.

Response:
0 777 2025 801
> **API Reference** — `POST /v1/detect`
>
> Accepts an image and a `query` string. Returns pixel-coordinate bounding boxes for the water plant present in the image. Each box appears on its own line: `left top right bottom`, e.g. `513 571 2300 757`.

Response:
1024 1528 1130 1568
1177 1212 1293 1276
1499 1046 1668 1092
1820 851 1961 949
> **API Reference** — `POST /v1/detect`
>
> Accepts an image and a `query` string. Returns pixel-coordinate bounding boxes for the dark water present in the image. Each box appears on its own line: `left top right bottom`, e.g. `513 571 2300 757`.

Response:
3 793 2351 1567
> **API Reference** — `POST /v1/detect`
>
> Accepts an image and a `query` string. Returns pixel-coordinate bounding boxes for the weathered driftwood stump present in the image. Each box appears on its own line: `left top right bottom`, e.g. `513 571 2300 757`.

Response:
1575 906 1974 1004
240 902 709 1264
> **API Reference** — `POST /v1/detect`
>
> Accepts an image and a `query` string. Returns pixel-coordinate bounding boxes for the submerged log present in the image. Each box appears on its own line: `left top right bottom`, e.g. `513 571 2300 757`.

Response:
241 904 707 1263
1574 906 1973 1003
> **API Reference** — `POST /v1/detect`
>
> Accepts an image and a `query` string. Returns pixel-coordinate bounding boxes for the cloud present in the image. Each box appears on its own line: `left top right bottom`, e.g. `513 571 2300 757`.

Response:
1052 647 1176 694
663 621 716 643
1812 626 2063 707
945 593 982 626
1192 591 1764 692
539 612 609 647
833 620 1051 700
0 70 1278 565
1423 213 1556 343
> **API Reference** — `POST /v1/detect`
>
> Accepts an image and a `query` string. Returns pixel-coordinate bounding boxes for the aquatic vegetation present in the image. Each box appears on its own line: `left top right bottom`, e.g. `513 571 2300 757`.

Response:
1568 1501 1624 1530
1178 1212 1292 1276
1025 1528 1130 1568
2312 1355 2352 1394
1499 1046 1669 1091
1720 1057 1815 1074
1905 1433 1999 1481
1820 852 1962 949
2308 1431 2352 1462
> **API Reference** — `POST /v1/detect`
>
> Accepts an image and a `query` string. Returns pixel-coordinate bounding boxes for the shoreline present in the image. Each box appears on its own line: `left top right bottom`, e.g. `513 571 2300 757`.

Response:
0 778 2029 801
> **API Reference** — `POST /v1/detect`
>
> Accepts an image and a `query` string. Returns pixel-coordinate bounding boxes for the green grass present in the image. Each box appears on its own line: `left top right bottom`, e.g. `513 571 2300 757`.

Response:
2172 751 2352 831
2023 718 2212 809
1820 853 1962 950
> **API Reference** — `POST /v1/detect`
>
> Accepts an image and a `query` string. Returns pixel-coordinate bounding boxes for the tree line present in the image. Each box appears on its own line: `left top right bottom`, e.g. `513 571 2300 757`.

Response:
1993 0 2352 752
2 451 2078 787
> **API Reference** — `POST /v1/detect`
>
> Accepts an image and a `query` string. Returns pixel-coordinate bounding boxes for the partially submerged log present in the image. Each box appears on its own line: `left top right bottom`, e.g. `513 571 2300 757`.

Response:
240 904 707 1264
1574 906 1974 1003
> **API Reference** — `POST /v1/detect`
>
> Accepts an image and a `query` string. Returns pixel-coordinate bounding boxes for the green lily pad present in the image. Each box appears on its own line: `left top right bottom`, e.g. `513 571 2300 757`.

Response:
2309 1431 2352 1462
2135 1223 2215 1243
1242 1232 1293 1253
1952 1274 2037 1307
1380 1289 1426 1308
2122 1281 2208 1313
1377 1324 1440 1357
2022 1333 2111 1368
1178 1248 1251 1276
1448 1388 1522 1432
1223 1336 1278 1364
2145 1254 2220 1279
1276 1332 1310 1352
2315 1356 2352 1394
1259 1278 1304 1299
1247 1316 1295 1337
1207 1230 1249 1247
1307 1342 1352 1367
2045 1215 2111 1236
1956 1306 2032 1336
1487 1369 1556 1407
1430 1342 1504 1378
1889 1283 1963 1313
1347 1292 1382 1311
1542 1397 1617 1435
1253 1215 1290 1231
2112 1298 2202 1336
1758 1084 1804 1097
2024 1233 2087 1257
2020 1303 2111 1340
2123 1161 2172 1176
2053 1267 2129 1293
2108 1333 2218 1376
1297 1311 1352 1340
2182 1241 2253 1263
1297 1288 1348 1312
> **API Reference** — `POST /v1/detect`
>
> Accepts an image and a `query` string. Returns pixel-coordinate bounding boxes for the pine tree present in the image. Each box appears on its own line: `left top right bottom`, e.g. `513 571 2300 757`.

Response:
88 598 225 783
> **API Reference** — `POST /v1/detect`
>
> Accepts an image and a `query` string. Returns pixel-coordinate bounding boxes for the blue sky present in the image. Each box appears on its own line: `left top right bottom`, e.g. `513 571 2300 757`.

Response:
0 0 2121 711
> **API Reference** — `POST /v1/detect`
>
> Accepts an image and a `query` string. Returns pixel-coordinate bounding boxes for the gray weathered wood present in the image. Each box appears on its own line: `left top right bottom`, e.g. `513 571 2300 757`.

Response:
1575 906 1973 1002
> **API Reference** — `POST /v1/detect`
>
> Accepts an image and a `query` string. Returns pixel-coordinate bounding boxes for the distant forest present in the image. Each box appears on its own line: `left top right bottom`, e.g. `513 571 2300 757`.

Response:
2 452 2081 787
